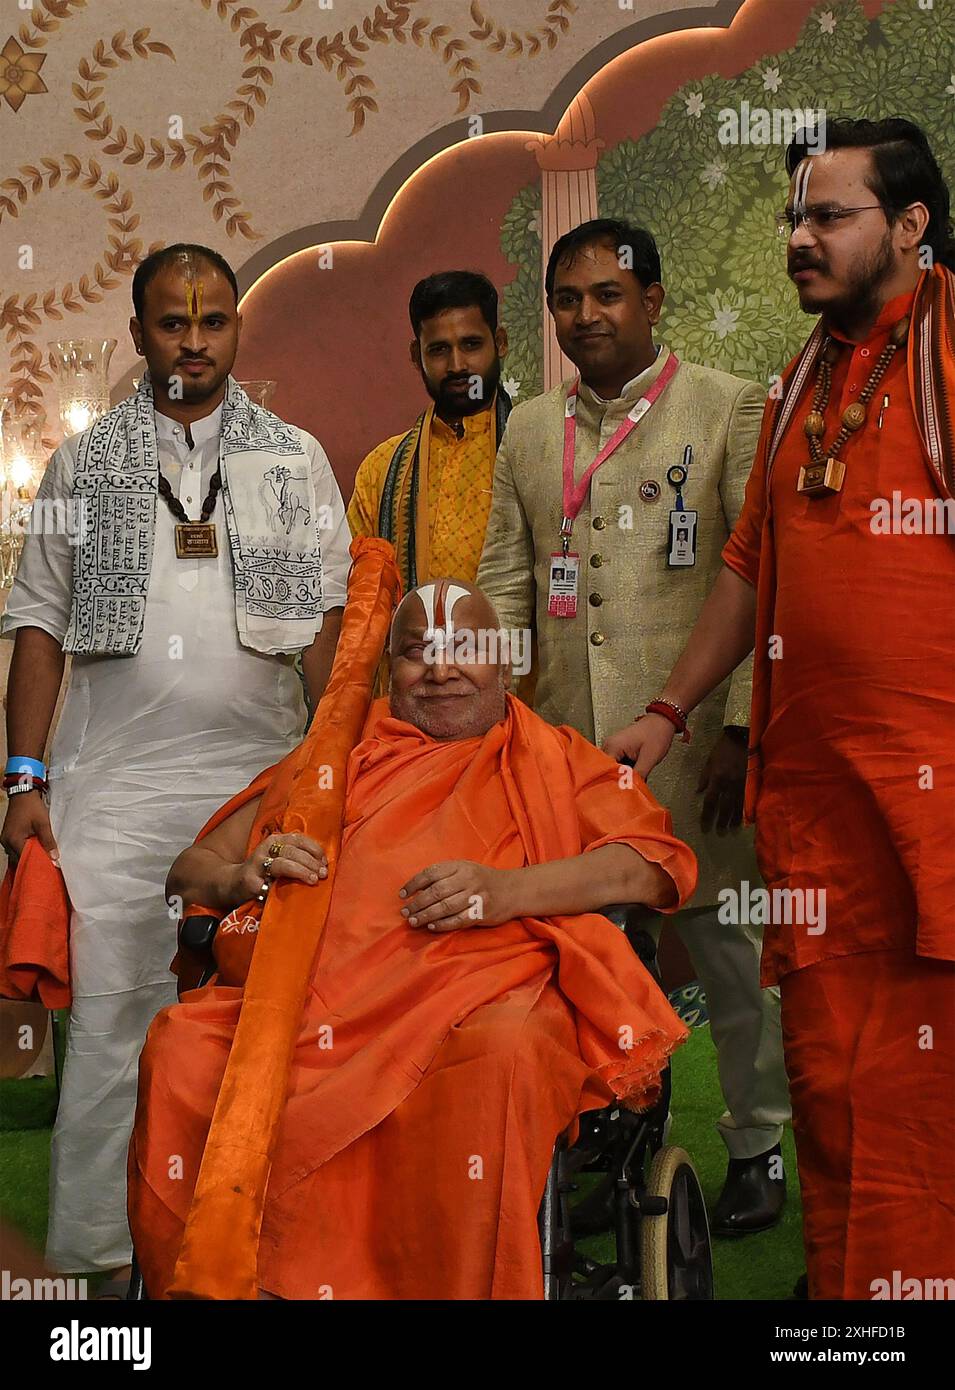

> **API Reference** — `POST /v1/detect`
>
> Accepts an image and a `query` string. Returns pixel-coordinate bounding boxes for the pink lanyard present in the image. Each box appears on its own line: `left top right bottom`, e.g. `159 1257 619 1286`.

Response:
560 350 681 552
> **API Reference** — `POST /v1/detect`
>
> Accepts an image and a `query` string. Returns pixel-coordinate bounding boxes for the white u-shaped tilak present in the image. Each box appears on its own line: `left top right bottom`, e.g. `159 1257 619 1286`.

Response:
417 581 471 645
793 158 813 218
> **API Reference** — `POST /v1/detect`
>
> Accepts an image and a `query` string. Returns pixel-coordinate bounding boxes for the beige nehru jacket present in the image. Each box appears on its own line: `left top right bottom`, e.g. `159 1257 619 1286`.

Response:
477 345 765 908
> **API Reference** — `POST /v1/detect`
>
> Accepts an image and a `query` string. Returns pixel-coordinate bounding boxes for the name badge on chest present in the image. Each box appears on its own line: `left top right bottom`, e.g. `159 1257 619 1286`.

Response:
667 510 697 567
547 552 580 618
666 452 696 567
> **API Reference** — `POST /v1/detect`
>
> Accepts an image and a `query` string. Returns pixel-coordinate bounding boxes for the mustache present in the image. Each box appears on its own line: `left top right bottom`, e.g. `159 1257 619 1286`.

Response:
788 254 826 275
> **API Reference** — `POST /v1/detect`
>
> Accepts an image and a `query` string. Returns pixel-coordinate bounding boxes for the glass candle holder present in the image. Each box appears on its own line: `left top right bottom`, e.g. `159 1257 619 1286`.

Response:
48 338 117 438
0 415 45 588
237 380 277 410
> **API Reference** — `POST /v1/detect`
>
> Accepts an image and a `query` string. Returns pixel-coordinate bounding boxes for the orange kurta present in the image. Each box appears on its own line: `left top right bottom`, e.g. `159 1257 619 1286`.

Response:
129 696 696 1300
723 283 955 1298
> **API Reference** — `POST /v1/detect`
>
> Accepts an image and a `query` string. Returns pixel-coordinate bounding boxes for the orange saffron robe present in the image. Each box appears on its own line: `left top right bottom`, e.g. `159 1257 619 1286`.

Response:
128 696 696 1300
723 287 955 1298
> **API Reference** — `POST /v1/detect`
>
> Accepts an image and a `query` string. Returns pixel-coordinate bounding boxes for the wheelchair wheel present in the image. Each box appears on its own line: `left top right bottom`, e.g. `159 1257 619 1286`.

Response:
640 1146 713 1300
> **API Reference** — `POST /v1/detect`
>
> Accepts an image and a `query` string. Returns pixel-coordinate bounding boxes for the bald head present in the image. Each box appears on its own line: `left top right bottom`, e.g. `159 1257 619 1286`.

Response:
389 578 509 741
391 579 502 653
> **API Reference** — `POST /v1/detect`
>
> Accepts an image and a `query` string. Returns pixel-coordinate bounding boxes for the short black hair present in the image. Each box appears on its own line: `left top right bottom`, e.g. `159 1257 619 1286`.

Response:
545 219 662 300
132 243 240 319
785 117 955 271
409 271 498 338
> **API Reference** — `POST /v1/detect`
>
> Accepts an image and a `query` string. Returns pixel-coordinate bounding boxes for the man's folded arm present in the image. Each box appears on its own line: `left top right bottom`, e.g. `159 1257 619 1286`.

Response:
505 843 677 918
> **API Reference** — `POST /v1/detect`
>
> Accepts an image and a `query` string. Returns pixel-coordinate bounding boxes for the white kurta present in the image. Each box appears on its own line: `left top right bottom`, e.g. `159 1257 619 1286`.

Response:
2 403 351 1271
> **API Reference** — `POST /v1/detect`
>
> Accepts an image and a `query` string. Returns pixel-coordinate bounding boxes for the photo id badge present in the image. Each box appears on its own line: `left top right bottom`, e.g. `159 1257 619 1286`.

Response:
547 552 580 618
667 510 697 567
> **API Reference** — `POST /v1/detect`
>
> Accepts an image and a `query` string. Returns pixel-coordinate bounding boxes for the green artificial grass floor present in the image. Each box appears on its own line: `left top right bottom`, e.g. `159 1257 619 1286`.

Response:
0 1025 803 1299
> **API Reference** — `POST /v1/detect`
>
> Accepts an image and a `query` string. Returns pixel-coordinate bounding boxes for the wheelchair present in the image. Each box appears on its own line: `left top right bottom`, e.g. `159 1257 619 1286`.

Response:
537 907 713 1301
128 905 713 1301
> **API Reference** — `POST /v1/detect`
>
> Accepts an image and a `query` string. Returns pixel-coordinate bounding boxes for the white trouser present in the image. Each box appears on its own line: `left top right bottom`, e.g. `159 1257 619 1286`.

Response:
47 980 177 1272
652 905 792 1160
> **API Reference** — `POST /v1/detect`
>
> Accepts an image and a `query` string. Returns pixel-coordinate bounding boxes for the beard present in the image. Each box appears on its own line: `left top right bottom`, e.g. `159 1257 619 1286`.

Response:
790 229 896 333
425 356 502 418
390 671 507 741
173 361 230 404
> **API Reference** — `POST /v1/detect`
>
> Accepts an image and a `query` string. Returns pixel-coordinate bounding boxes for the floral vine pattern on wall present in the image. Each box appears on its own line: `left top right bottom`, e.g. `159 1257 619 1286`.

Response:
469 0 576 57
1 0 581 441
500 0 955 401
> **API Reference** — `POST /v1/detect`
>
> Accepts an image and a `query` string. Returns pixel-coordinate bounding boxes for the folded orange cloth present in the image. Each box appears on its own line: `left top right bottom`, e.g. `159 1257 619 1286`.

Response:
0 836 71 1010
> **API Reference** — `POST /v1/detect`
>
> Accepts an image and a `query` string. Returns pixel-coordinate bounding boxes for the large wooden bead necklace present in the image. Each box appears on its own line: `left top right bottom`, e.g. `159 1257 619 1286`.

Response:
798 314 909 497
157 464 222 557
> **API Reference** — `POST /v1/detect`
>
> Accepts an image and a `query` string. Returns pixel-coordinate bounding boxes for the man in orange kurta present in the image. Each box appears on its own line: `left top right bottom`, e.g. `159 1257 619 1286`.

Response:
128 578 696 1300
606 120 955 1299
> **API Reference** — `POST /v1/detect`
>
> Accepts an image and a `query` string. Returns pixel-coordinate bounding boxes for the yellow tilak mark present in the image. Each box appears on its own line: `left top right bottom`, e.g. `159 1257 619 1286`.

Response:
183 279 204 326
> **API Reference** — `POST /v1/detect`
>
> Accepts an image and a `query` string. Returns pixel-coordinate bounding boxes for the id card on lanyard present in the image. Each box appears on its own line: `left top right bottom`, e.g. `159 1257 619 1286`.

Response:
666 448 697 567
549 351 681 618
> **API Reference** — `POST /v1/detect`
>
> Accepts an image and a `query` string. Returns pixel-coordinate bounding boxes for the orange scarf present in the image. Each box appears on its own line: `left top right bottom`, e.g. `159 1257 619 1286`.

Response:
167 536 401 1300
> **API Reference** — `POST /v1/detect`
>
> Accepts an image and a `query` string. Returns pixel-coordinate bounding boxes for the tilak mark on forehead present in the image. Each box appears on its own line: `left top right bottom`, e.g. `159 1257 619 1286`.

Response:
417 580 470 640
175 251 205 324
793 159 813 217
183 279 204 323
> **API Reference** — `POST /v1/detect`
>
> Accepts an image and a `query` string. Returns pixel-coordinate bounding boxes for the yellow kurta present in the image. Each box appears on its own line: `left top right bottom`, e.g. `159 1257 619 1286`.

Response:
347 405 496 583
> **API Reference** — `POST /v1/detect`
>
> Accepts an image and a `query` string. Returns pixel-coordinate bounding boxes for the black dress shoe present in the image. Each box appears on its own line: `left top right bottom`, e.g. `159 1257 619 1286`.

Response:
710 1142 786 1237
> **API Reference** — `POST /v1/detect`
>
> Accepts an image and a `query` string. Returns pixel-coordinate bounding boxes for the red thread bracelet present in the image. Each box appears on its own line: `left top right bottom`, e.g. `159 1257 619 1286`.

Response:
645 700 691 743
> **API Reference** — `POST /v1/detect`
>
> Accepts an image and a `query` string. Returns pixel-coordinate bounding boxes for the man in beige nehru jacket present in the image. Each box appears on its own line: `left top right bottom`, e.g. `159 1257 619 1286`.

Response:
478 219 791 1235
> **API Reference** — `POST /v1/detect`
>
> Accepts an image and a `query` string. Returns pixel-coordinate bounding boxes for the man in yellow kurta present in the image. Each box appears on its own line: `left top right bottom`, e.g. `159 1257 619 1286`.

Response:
347 271 511 591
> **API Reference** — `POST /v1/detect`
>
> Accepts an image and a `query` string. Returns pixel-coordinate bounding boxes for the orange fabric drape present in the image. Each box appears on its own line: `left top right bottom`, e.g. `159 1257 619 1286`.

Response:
166 536 401 1300
0 837 71 1009
130 695 695 1299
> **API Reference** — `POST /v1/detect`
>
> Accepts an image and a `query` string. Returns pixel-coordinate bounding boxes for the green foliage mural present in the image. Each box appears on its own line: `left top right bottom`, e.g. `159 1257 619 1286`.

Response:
499 0 955 400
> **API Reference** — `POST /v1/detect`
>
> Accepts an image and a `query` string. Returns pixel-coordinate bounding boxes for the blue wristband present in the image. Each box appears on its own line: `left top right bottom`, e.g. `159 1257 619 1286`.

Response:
5 756 47 780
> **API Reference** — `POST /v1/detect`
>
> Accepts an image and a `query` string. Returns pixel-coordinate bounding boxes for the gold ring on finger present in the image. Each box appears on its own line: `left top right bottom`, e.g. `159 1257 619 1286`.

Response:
269 841 285 858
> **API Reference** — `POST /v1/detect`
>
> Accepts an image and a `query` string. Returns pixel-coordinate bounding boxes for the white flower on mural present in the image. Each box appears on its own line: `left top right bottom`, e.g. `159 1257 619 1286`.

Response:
527 210 542 238
762 66 782 93
818 11 837 35
709 306 741 339
701 160 727 190
502 376 521 400
684 91 705 118
946 75 955 99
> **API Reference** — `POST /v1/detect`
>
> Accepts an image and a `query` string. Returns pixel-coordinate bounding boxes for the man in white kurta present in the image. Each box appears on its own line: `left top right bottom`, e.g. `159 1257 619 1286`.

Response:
1 248 351 1274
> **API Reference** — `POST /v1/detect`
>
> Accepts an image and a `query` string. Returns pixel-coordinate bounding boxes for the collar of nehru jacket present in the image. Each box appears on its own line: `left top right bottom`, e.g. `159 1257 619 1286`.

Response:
579 344 662 406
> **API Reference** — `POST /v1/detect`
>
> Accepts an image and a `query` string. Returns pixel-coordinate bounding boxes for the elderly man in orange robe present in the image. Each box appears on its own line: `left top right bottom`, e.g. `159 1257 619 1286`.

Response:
128 553 696 1300
608 118 955 1300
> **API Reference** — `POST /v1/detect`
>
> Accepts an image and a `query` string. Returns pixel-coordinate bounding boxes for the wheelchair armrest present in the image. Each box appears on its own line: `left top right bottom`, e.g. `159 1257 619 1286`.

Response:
173 911 223 994
599 904 630 931
178 912 221 954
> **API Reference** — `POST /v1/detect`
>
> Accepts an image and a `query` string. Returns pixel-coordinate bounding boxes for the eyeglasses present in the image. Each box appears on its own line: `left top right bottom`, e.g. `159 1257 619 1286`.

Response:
774 205 885 238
